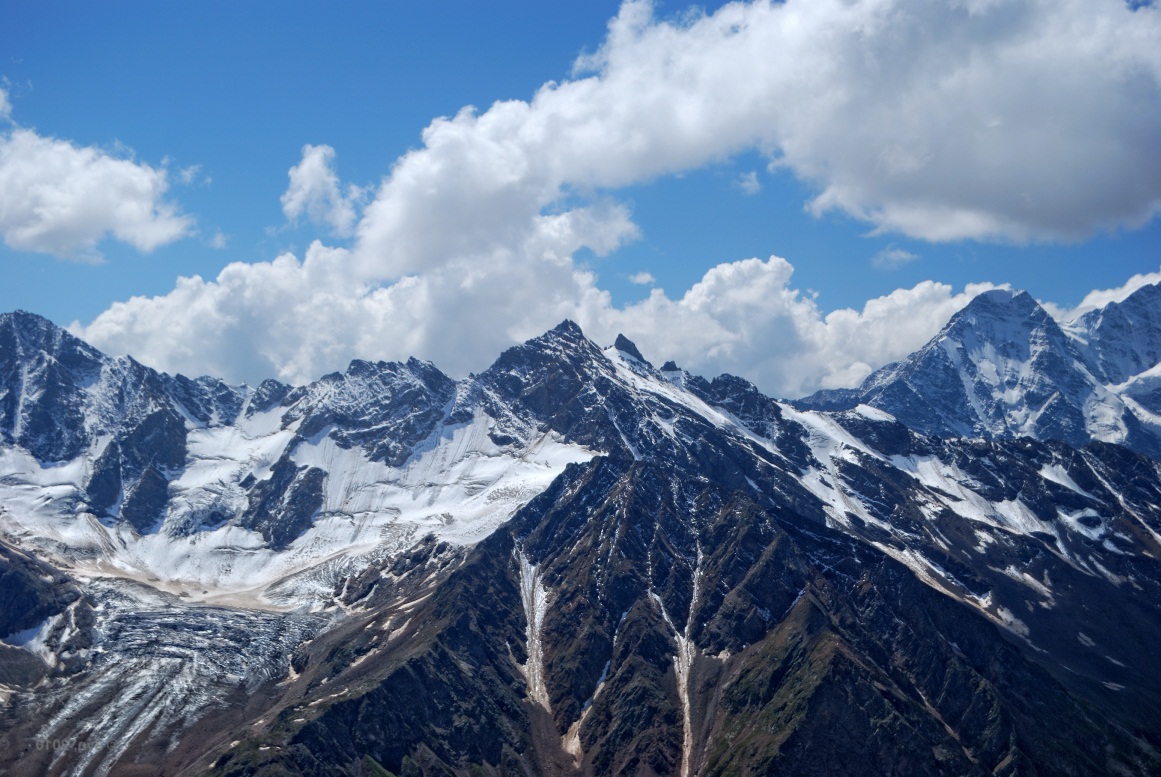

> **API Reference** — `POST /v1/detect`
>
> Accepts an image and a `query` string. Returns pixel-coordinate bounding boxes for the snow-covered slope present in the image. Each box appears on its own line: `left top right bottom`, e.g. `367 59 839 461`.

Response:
0 312 594 610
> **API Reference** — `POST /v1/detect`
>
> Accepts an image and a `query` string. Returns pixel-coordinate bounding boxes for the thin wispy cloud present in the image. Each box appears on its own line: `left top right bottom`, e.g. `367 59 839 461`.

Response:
735 171 762 195
177 164 204 186
872 247 920 270
281 144 365 239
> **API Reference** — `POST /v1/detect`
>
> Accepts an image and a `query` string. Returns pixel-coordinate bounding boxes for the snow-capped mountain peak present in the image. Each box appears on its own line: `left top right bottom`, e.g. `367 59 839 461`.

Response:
801 283 1161 458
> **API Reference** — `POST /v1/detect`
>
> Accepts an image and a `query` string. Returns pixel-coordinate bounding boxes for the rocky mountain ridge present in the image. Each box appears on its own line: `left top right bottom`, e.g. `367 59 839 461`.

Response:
0 297 1159 776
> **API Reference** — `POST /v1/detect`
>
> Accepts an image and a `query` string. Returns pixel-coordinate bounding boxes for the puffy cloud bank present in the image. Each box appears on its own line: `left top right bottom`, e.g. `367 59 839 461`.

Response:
0 88 192 260
79 244 997 397
77 0 1161 395
347 0 1161 261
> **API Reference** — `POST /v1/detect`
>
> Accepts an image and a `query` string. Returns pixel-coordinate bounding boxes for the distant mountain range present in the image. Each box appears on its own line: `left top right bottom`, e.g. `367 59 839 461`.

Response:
799 285 1161 457
1 283 1161 776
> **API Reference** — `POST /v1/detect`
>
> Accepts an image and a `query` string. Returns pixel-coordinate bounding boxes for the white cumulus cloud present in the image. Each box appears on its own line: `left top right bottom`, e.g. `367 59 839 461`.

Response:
0 88 192 259
349 0 1161 257
0 128 192 259
0 128 193 260
74 0 1161 395
586 256 1001 396
281 144 364 238
76 246 995 398
628 271 656 285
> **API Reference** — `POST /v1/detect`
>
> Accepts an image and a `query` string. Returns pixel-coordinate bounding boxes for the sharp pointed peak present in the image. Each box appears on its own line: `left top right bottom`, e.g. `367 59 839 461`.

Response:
480 319 604 382
965 287 1037 308
548 319 585 338
945 287 1053 331
1 308 104 361
1 309 67 335
613 333 650 366
517 319 597 352
514 319 596 355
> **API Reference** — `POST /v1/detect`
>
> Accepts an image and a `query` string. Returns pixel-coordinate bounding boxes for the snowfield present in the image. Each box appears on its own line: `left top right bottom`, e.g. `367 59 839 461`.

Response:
0 405 591 610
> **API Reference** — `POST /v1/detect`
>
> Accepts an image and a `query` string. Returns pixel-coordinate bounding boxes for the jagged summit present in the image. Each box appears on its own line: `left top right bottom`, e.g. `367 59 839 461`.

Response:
959 286 1035 311
933 288 1072 358
545 317 587 341
1 309 83 342
612 333 649 365
0 309 105 377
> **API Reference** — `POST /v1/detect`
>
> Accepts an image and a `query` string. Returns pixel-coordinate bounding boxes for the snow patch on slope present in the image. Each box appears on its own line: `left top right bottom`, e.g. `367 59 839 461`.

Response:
517 549 551 711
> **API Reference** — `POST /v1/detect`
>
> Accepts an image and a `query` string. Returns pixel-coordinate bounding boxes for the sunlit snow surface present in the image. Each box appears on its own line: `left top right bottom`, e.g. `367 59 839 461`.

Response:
0 408 591 609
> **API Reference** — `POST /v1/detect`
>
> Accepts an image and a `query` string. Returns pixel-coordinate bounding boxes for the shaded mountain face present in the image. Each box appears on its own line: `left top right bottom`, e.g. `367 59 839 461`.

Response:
0 311 1160 776
799 287 1161 458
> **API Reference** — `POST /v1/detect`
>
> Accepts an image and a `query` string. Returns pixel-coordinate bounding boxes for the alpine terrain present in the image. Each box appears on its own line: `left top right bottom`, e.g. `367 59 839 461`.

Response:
2 283 1161 776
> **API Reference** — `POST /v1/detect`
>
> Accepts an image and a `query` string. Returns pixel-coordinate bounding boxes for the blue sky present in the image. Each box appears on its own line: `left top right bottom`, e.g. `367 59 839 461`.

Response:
2 1 631 319
1 0 1159 396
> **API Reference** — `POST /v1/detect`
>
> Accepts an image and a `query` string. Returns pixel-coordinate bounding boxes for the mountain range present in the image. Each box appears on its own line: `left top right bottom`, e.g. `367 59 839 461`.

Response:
800 286 1161 457
1 282 1161 776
